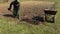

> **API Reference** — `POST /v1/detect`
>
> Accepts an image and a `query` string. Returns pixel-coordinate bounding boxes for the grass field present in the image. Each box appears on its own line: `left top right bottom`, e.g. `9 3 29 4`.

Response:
0 0 60 34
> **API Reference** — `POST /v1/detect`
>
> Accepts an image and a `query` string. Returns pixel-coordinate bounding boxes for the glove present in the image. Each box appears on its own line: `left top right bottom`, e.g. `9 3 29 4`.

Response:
8 8 11 10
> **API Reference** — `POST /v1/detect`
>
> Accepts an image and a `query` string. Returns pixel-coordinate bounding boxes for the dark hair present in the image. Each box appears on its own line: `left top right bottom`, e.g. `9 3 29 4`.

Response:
14 0 17 1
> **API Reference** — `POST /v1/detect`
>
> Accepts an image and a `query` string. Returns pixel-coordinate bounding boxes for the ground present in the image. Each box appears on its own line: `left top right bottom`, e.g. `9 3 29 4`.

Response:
0 0 60 34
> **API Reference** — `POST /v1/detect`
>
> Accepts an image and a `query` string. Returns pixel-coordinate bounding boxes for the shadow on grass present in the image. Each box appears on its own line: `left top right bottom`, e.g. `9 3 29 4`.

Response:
20 16 45 25
3 14 19 19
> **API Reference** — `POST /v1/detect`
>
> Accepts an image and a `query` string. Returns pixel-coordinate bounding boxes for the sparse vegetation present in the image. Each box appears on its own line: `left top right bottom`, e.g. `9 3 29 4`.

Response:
0 0 60 34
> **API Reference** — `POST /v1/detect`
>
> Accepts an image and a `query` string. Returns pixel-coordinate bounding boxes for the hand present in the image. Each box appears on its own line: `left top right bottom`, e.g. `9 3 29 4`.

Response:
8 8 11 10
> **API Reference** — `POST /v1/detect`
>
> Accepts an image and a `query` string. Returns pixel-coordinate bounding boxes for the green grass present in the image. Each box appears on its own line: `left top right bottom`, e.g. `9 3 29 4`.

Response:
0 0 60 34
0 18 56 34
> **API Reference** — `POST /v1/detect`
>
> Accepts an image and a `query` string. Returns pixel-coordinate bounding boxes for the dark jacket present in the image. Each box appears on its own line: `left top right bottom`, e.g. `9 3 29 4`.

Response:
8 0 20 10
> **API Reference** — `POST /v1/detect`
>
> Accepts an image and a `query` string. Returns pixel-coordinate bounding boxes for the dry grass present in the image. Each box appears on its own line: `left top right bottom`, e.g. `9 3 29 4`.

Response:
20 1 56 23
0 0 59 34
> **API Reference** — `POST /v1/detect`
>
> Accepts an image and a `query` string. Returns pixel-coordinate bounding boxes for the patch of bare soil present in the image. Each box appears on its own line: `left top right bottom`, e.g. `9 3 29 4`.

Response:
20 1 55 24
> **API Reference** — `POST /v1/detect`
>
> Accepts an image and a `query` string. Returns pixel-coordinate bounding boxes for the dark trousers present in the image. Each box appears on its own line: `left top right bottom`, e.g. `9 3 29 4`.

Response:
13 8 19 17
